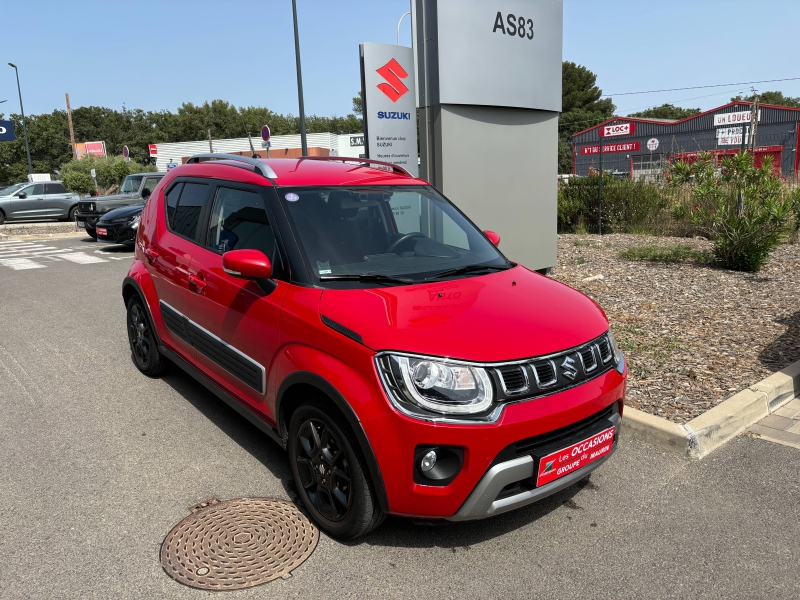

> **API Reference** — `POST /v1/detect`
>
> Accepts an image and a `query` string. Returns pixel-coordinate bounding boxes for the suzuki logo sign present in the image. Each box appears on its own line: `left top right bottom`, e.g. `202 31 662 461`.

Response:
600 122 636 138
376 58 409 103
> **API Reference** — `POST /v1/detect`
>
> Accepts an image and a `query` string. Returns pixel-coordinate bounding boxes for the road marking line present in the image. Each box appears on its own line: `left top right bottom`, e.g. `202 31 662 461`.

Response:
58 252 109 264
0 249 71 258
0 258 46 270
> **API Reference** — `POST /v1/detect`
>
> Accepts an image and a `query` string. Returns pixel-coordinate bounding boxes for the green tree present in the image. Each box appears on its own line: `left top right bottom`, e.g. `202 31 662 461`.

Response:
352 91 363 116
730 90 800 108
558 62 615 173
628 103 701 120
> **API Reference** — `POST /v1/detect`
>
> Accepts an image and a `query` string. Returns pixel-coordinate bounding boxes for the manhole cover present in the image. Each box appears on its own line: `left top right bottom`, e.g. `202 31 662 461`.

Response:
160 497 318 590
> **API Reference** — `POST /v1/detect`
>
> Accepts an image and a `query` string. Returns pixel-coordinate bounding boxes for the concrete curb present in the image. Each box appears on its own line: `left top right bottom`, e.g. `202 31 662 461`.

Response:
622 358 800 459
0 231 88 241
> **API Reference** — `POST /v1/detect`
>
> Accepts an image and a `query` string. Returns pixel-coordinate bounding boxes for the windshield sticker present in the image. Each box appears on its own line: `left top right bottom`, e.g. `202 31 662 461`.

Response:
284 193 299 202
317 260 331 275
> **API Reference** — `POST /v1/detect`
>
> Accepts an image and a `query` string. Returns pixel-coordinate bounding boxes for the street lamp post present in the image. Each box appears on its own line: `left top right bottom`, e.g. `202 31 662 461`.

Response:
397 11 411 45
291 0 308 156
8 63 33 175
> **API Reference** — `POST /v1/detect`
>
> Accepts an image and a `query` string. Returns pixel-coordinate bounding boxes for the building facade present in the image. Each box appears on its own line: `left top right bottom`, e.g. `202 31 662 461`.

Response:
571 101 800 180
151 133 365 171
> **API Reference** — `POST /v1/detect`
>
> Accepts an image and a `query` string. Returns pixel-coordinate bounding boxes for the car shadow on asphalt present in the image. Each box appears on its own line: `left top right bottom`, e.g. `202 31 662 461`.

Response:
758 309 800 374
92 243 135 253
158 367 292 483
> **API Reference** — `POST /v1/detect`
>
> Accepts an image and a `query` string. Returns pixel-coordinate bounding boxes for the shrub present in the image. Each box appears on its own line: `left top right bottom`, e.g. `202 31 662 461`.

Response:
61 171 96 195
619 244 710 264
59 155 156 195
669 152 792 272
558 176 670 234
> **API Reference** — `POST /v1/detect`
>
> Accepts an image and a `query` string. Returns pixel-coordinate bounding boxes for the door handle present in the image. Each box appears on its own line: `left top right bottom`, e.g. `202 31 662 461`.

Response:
188 274 207 293
144 248 159 264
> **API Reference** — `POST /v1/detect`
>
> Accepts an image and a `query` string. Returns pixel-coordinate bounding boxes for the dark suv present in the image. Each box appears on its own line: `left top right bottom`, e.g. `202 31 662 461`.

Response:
123 154 626 539
76 172 165 238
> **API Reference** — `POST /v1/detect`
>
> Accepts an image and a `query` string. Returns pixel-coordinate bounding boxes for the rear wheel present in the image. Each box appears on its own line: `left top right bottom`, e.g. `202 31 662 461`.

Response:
289 402 385 539
127 296 167 376
64 206 77 222
86 227 97 240
0 210 5 225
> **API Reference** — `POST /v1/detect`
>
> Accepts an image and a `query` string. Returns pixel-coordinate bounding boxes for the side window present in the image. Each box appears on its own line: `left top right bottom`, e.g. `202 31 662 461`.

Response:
45 183 67 194
29 184 44 195
17 185 35 196
165 183 183 229
168 182 208 239
142 177 160 196
206 187 277 260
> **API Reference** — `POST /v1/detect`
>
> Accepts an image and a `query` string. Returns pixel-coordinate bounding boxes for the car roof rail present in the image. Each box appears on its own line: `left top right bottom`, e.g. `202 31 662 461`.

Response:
295 156 413 177
185 153 278 180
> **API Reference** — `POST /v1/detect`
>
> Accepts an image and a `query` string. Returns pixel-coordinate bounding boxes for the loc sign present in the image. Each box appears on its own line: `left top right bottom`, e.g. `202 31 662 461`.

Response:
600 122 636 138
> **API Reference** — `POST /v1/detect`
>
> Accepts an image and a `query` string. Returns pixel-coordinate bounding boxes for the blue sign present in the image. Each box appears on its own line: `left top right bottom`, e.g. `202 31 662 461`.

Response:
261 125 271 142
122 145 129 158
0 120 16 142
167 163 178 170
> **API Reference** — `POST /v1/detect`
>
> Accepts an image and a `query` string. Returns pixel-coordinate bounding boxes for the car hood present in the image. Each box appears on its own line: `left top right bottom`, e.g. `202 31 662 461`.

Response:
98 204 143 221
317 266 610 362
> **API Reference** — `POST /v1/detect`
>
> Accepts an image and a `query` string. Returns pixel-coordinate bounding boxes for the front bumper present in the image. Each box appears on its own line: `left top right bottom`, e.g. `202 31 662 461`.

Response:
364 357 627 519
448 409 619 521
75 212 101 229
96 222 137 245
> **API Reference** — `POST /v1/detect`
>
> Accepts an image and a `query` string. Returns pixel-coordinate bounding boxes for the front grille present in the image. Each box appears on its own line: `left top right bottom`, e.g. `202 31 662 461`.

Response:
489 333 616 403
496 365 528 395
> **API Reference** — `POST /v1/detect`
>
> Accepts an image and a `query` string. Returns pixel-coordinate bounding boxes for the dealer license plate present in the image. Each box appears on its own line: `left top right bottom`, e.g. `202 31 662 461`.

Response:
96 227 107 236
76 218 86 227
536 426 616 487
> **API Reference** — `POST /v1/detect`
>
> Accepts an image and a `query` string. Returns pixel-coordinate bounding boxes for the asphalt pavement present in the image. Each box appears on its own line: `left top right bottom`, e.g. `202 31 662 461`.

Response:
1 236 799 599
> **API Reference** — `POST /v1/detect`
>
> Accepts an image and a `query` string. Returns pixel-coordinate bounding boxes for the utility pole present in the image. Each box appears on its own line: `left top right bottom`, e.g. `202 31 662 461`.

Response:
8 63 32 175
65 93 77 160
292 0 308 156
208 128 214 153
736 90 758 215
237 109 257 157
748 89 760 153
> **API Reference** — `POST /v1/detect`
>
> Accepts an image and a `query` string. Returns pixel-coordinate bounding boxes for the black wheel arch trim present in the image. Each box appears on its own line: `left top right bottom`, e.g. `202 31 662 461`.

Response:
122 276 162 348
276 371 390 514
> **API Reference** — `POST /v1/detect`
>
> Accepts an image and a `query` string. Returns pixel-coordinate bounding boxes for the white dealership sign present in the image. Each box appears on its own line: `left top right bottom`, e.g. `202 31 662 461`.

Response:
713 110 760 127
360 43 418 177
601 122 635 137
716 126 749 146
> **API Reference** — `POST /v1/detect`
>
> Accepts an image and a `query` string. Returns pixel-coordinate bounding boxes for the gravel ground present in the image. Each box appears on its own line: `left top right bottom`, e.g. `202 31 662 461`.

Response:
0 222 82 235
551 234 800 423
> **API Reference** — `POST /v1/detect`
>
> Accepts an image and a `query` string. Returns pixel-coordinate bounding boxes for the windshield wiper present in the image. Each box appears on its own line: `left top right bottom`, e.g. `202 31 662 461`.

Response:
319 273 414 285
424 264 511 281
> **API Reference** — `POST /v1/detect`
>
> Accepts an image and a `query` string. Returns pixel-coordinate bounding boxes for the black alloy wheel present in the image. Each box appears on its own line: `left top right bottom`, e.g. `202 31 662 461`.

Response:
289 403 385 539
126 297 166 376
295 417 353 522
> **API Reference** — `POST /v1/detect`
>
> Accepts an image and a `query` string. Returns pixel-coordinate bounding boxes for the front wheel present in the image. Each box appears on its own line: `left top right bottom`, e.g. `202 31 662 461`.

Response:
85 227 97 240
64 206 77 222
0 210 5 225
289 403 385 539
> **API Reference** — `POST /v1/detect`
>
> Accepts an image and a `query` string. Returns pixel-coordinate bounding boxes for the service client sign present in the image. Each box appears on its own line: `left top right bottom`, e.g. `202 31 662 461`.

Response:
581 142 640 155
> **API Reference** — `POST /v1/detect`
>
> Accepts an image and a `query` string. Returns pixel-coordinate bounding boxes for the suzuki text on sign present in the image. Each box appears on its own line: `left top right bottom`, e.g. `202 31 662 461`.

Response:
599 122 636 138
360 42 418 177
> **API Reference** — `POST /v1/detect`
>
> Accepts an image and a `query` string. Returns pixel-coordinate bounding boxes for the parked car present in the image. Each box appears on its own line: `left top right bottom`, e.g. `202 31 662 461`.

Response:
122 154 626 539
76 172 165 239
0 181 79 225
95 205 143 246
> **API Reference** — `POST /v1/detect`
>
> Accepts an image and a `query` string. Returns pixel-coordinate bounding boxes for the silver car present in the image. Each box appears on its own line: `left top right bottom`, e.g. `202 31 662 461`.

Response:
0 181 80 225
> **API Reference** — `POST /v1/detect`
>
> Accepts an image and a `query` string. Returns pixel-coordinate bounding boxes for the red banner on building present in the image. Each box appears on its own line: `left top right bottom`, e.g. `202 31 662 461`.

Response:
599 122 636 137
581 141 640 155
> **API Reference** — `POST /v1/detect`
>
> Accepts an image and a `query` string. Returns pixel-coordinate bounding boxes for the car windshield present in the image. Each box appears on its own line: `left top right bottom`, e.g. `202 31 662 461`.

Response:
120 176 143 193
0 183 27 196
280 185 509 284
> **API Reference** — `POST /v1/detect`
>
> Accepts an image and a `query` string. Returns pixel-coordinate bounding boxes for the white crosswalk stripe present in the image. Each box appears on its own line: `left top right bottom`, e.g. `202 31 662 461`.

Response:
0 258 47 270
58 252 109 264
0 241 124 270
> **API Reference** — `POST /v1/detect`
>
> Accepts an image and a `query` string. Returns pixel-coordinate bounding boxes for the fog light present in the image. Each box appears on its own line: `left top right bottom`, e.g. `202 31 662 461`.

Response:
420 450 437 472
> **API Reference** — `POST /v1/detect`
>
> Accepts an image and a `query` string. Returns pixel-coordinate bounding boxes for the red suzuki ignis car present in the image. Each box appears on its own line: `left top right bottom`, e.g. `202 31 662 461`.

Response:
123 154 626 539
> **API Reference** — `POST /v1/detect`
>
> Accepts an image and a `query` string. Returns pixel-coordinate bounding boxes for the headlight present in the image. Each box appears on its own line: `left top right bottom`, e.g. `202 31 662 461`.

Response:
129 214 141 228
607 330 624 374
378 354 494 416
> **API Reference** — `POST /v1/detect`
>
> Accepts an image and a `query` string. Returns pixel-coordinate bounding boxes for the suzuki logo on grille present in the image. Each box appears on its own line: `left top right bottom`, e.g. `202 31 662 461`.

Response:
376 58 409 102
560 355 579 380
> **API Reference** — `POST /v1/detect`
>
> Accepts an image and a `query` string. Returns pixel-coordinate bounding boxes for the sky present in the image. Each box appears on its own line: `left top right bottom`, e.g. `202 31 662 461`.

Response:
1 0 799 120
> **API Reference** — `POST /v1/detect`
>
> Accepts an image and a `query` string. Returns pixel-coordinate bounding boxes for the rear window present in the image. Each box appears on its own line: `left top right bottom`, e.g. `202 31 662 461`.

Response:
45 183 68 194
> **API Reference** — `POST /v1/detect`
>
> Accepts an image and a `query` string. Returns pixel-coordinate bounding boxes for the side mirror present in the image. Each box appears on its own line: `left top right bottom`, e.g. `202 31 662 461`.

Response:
223 249 272 280
484 230 501 246
141 188 151 199
16 192 27 199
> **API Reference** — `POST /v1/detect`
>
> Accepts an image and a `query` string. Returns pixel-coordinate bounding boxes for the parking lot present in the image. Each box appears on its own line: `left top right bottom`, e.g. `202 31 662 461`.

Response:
1 236 799 599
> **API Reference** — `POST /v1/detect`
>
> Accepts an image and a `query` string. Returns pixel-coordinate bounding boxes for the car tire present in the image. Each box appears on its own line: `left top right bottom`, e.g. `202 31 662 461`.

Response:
0 210 5 225
289 401 385 539
86 227 97 240
63 206 77 222
126 296 168 377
